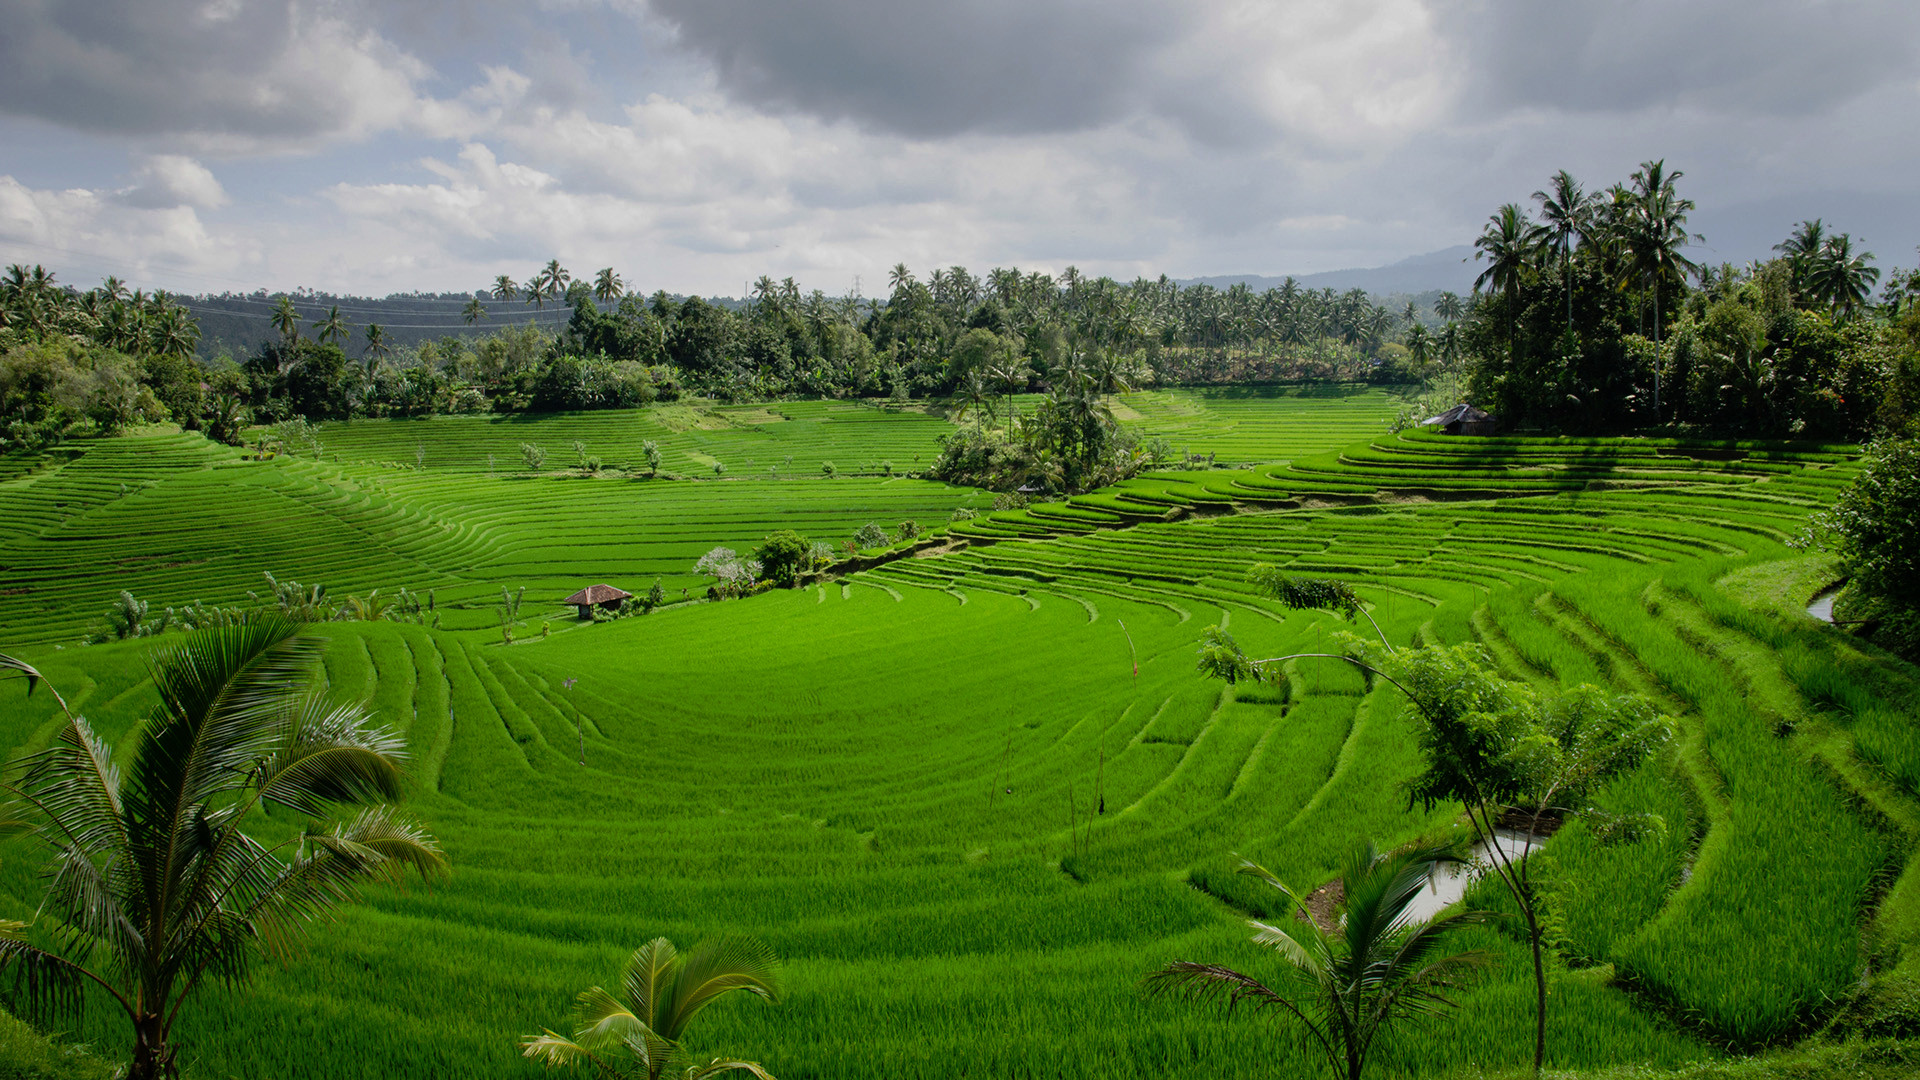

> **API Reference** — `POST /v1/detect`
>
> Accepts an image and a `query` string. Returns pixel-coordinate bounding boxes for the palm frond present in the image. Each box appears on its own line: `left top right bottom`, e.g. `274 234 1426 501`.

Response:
134 620 314 820
253 698 410 817
658 936 782 1039
0 654 71 717
246 807 444 960
1247 919 1325 978
1146 961 1332 1058
684 1057 776 1080
8 715 129 860
0 928 95 1022
42 845 140 964
569 985 650 1050
521 1031 603 1071
623 937 680 1030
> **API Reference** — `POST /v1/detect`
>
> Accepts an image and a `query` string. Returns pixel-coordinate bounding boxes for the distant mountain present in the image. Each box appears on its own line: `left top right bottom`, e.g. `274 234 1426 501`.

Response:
1180 245 1476 298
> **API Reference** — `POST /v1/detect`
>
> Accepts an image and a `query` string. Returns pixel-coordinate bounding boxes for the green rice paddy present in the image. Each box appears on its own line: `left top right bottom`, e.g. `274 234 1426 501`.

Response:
1 385 1916 1079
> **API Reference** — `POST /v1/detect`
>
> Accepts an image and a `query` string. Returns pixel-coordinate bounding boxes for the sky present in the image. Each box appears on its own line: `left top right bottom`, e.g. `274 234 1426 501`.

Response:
1 0 1917 299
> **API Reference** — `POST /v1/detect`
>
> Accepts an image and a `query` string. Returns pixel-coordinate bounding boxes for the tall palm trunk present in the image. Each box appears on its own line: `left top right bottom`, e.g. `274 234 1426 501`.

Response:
1652 288 1662 421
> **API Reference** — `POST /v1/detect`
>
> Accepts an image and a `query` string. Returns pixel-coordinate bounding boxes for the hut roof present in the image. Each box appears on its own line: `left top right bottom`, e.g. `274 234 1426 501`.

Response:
1420 403 1493 427
564 584 631 606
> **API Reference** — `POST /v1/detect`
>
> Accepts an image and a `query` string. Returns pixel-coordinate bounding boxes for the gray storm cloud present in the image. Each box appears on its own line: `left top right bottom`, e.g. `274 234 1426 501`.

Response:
1436 0 1920 115
645 0 1179 137
0 0 423 144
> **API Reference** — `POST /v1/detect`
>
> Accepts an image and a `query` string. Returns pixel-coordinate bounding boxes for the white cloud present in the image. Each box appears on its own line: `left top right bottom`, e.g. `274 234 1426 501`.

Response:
0 174 261 287
118 156 228 210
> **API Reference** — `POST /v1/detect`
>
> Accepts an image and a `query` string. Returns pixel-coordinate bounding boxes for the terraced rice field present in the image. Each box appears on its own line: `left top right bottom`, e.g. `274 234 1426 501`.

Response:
2 395 1917 1080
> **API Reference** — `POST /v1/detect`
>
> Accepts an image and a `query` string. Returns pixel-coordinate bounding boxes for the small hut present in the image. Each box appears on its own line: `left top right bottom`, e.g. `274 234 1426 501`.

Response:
563 583 631 619
1420 403 1498 436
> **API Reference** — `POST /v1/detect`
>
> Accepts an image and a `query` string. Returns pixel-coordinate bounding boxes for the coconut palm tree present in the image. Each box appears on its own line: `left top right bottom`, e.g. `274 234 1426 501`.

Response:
1532 169 1590 332
0 623 445 1080
1474 204 1540 367
1150 843 1486 1080
951 369 994 426
1624 160 1700 418
152 306 200 360
269 296 301 344
594 267 624 305
1434 291 1465 322
363 323 391 376
313 304 349 346
1473 203 1541 310
541 260 572 304
493 275 519 303
522 936 782 1080
463 298 488 325
1773 219 1825 299
1811 233 1880 321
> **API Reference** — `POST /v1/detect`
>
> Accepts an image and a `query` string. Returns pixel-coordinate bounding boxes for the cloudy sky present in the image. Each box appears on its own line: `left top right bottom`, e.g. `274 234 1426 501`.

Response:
1 0 1917 299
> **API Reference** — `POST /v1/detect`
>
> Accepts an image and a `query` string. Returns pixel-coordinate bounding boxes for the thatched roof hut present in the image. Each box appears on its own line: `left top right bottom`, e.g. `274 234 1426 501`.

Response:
1419 403 1498 436
564 583 631 619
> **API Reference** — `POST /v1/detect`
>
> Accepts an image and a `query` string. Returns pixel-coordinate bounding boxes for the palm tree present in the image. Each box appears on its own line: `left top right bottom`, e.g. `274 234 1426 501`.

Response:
988 359 1028 429
1473 203 1540 308
493 275 519 303
363 323 391 375
1150 843 1486 1080
463 298 488 325
1532 169 1590 332
1624 160 1700 418
522 936 781 1080
1434 291 1464 322
1773 219 1825 299
0 624 445 1080
542 260 573 304
1404 322 1433 372
269 296 301 344
1474 203 1540 366
951 370 994 426
1812 233 1879 320
155 306 200 359
313 304 349 346
594 267 624 305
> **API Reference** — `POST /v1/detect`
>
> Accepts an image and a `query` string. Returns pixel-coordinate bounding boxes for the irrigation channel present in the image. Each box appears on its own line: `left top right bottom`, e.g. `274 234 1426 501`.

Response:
1807 586 1841 624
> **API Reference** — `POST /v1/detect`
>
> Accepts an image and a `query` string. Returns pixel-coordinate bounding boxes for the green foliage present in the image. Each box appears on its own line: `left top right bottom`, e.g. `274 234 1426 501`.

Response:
1248 567 1363 620
754 531 811 587
1150 844 1488 1080
521 442 547 472
1805 438 1920 655
522 936 782 1080
852 522 889 550
0 623 445 1079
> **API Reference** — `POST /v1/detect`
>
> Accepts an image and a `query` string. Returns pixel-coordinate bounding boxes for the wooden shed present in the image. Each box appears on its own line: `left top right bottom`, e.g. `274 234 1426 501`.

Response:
1420 403 1498 436
563 583 631 619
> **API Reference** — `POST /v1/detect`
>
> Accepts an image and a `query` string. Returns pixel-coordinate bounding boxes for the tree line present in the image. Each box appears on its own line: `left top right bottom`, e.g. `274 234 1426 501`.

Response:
7 161 1919 458
1459 161 1920 439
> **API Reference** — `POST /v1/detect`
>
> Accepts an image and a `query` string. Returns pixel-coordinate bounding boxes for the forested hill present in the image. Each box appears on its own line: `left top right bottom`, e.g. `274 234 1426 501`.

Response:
1179 245 1477 297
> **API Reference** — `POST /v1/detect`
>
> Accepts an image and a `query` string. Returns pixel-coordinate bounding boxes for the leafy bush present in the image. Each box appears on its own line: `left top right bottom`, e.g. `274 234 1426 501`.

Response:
755 530 811 587
520 442 546 471
853 522 889 549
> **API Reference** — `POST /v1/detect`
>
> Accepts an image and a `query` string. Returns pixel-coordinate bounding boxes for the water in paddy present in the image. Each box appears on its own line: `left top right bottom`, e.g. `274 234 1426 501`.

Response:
1402 830 1542 924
